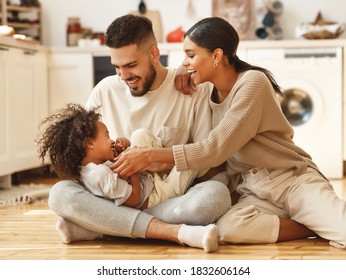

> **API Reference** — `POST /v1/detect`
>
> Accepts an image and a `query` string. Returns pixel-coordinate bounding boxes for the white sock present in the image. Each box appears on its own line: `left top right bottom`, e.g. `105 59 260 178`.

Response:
178 224 219 253
56 218 103 244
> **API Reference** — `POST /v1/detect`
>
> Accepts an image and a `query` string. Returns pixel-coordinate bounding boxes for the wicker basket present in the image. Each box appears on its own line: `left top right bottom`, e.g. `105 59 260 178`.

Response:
302 26 345 39
296 12 345 40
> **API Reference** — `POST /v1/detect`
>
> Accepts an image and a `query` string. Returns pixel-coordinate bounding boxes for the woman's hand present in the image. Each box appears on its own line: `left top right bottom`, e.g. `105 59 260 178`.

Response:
174 65 197 96
111 147 150 179
111 146 175 179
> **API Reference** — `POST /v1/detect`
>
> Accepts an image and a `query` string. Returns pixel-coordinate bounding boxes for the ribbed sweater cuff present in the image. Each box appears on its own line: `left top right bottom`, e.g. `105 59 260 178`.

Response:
172 144 188 171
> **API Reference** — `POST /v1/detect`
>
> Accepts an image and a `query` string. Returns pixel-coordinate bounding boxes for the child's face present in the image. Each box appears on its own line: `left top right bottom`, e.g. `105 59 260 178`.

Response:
91 121 116 163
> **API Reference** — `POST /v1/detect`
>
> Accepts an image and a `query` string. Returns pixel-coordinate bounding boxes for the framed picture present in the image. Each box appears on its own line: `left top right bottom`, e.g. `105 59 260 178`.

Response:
212 0 254 40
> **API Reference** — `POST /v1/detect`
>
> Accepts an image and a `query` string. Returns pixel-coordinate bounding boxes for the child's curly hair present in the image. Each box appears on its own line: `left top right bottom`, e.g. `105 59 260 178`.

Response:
36 103 101 180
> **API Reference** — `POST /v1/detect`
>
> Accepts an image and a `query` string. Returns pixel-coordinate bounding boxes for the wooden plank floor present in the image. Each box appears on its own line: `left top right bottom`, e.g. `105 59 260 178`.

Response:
1 175 346 260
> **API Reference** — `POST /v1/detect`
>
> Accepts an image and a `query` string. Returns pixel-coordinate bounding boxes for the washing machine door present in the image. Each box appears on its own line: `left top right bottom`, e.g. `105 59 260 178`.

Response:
280 88 313 126
278 79 323 134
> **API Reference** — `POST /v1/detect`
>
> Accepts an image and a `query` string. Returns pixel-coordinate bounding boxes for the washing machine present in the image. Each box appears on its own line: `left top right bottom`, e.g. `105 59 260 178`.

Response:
246 47 343 179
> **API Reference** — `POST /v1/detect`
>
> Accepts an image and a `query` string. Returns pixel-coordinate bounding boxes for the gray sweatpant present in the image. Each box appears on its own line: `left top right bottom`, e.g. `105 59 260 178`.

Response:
48 179 231 239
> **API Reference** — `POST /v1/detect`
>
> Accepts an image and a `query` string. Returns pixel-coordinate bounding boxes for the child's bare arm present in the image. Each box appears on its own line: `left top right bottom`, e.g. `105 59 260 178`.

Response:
123 173 141 208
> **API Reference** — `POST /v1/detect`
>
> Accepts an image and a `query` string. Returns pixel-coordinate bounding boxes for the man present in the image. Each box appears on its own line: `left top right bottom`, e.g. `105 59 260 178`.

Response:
48 14 231 252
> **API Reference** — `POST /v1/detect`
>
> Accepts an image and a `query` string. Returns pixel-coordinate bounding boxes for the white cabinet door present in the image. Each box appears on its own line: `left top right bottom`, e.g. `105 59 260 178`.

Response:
8 48 48 172
0 46 12 176
48 53 93 113
0 46 48 176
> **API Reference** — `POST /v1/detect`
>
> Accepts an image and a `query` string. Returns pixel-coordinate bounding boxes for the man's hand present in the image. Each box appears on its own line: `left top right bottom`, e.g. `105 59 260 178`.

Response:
174 65 197 96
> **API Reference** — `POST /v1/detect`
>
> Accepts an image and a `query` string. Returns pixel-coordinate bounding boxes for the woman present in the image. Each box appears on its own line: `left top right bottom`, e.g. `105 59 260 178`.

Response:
113 17 346 248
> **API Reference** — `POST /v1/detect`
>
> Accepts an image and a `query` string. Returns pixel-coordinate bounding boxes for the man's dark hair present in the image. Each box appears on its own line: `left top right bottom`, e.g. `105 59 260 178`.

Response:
105 14 157 49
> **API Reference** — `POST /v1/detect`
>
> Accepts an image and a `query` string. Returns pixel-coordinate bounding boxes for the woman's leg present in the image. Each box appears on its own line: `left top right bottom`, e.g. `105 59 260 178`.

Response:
285 168 346 248
278 217 316 241
217 194 283 244
217 167 317 244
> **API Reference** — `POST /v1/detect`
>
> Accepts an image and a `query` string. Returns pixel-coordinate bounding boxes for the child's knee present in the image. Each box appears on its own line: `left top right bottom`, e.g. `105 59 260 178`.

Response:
130 128 161 148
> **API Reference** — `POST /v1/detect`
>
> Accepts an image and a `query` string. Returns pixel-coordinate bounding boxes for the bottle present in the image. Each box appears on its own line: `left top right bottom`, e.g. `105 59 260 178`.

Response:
66 17 82 46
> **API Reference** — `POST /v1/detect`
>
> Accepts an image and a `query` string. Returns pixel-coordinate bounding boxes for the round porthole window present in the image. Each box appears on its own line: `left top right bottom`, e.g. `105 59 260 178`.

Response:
280 88 313 126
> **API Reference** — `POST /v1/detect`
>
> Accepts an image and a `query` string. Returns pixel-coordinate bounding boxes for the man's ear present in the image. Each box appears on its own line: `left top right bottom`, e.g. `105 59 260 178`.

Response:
150 45 161 63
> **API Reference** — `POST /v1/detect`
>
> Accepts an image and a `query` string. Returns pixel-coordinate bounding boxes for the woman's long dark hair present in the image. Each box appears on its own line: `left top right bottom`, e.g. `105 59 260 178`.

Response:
185 17 282 95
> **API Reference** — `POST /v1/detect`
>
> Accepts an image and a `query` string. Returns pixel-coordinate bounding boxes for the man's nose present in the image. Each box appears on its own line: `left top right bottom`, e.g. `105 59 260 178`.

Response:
117 68 130 80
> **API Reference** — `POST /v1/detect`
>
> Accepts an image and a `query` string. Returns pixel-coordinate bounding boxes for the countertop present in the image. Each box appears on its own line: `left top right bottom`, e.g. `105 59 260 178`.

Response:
238 38 346 49
0 36 48 52
49 39 346 56
3 35 346 53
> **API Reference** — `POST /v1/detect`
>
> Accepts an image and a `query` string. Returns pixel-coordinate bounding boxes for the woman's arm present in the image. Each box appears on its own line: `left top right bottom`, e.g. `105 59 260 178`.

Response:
123 173 142 208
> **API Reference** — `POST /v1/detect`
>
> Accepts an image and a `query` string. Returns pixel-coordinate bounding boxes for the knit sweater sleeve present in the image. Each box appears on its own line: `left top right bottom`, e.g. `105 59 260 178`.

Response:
173 71 269 171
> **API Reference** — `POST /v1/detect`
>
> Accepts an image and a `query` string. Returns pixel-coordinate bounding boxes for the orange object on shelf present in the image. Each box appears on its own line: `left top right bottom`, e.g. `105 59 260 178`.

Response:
166 27 184 43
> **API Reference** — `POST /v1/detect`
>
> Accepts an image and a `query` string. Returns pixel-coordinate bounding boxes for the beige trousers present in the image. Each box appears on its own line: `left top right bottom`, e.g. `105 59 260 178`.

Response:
217 167 346 248
131 128 199 208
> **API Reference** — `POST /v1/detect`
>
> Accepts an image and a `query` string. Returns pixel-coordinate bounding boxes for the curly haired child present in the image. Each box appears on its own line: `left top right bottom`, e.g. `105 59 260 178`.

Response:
36 103 221 252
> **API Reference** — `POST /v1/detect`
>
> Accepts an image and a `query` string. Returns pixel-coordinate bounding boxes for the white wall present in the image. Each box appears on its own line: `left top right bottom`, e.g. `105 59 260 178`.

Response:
40 0 346 47
41 0 212 46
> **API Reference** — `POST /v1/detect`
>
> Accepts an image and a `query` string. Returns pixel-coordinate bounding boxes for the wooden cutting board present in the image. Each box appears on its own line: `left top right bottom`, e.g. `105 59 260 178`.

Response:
131 10 163 42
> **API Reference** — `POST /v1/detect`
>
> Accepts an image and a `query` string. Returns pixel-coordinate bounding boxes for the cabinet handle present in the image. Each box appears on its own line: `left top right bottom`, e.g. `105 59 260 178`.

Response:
23 50 37 55
0 46 10 51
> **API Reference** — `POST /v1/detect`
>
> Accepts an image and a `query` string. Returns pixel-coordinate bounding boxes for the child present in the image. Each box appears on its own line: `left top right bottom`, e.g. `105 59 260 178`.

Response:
36 103 221 252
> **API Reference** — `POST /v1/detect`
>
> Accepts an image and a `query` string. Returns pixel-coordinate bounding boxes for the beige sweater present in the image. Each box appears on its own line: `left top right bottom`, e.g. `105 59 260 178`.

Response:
173 70 320 179
86 68 212 147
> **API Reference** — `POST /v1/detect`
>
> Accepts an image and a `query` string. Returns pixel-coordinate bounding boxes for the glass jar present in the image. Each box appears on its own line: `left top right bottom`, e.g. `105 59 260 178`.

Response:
66 17 82 46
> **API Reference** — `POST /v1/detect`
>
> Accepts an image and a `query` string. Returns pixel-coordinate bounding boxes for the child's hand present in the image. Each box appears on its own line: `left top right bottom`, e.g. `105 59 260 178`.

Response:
115 137 131 153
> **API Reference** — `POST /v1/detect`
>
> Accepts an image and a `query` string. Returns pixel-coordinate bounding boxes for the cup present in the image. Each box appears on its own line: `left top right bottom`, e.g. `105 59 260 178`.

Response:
271 1 284 16
255 27 268 39
272 25 283 40
262 12 275 27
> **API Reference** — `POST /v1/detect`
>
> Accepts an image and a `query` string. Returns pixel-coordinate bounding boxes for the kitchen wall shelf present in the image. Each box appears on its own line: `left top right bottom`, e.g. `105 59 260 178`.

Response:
0 0 42 43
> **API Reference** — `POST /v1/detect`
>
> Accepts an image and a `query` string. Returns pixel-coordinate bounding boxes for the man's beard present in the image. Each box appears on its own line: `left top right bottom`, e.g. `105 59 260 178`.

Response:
129 63 156 97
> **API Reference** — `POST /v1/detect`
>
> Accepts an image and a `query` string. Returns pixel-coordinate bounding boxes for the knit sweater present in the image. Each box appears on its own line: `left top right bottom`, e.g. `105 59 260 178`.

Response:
86 68 212 147
173 70 320 178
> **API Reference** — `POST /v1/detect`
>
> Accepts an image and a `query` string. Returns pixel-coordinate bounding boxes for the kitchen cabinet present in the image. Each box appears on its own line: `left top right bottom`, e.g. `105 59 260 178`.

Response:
344 53 346 162
0 0 42 43
48 52 93 113
0 46 11 176
0 44 48 177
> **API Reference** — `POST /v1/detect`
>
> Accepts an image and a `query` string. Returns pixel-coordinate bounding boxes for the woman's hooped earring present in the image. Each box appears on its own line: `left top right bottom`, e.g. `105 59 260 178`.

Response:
214 62 218 68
